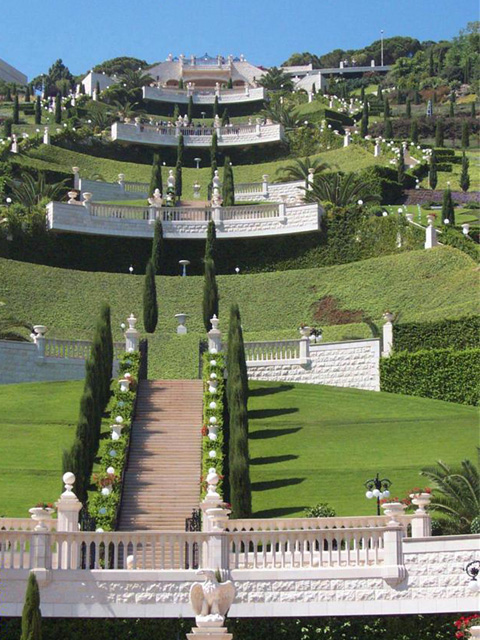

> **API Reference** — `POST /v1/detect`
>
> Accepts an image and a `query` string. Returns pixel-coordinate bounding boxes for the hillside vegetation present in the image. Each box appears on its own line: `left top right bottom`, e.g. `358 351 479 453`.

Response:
0 247 478 378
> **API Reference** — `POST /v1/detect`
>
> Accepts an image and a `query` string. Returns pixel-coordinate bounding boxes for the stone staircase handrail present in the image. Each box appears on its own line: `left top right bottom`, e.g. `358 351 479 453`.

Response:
226 514 413 532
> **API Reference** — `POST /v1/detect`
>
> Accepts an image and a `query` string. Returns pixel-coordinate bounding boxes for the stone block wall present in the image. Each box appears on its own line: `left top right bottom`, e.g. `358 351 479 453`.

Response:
247 339 380 391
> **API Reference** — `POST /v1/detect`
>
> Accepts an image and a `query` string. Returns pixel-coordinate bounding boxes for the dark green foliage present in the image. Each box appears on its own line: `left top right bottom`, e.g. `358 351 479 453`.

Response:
12 95 19 124
410 119 418 143
151 218 164 275
175 161 182 199
143 259 158 333
173 103 180 121
6 86 11 101
213 95 219 118
221 108 229 126
202 259 219 332
3 118 12 137
227 77 233 89
25 85 31 102
405 97 411 119
148 152 163 197
222 157 235 206
377 85 383 101
21 572 42 640
383 97 390 118
428 47 434 76
35 95 41 125
440 226 480 262
54 93 62 124
429 154 437 190
381 348 480 405
393 316 480 353
176 132 184 166
360 86 365 102
384 117 393 139
461 121 470 148
187 96 193 123
205 219 217 262
414 88 421 105
227 304 251 518
100 302 114 391
471 101 476 117
460 152 470 192
435 119 444 147
441 187 455 225
360 100 368 137
397 147 405 186
93 56 148 76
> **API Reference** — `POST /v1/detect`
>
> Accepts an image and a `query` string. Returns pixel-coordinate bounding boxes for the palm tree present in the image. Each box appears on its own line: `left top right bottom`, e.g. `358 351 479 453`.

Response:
120 69 154 92
9 172 68 208
258 67 293 91
261 102 300 129
420 458 479 534
303 172 381 207
113 100 142 121
276 157 330 188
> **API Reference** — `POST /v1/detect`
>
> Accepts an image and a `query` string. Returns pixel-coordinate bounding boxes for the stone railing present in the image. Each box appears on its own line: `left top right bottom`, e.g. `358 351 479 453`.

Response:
0 517 57 532
111 121 284 147
143 85 266 104
226 514 413 532
44 338 124 360
124 180 149 194
243 339 309 365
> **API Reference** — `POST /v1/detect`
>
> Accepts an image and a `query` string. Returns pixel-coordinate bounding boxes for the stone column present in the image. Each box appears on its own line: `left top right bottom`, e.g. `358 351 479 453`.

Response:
43 127 50 145
56 472 82 569
33 325 47 361
343 132 351 147
307 168 315 191
382 526 406 584
82 191 92 214
425 216 438 249
208 315 222 352
11 134 18 153
255 118 261 137
262 174 269 198
299 336 310 362
382 312 394 357
278 201 287 223
72 167 80 190
125 314 139 352
374 139 381 157
31 531 52 583
410 493 432 538
118 173 125 193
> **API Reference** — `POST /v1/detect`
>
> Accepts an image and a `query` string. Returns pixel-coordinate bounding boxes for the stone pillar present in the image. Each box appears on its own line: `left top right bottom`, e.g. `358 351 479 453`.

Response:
11 134 18 153
212 207 222 223
278 201 287 223
125 314 139 352
382 526 405 584
462 223 470 236
307 168 315 191
92 89 97 101
308 91 313 103
470 627 480 639
299 336 310 362
374 140 381 157
33 325 47 361
118 173 125 193
43 127 50 145
72 167 80 190
82 191 92 214
244 82 249 96
31 531 52 582
262 174 269 198
148 205 158 224
208 315 222 353
56 472 82 569
343 132 351 147
382 312 394 357
425 217 438 249
410 493 432 538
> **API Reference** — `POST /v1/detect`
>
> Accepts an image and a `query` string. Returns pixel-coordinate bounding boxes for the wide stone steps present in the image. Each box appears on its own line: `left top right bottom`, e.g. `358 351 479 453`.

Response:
117 379 203 532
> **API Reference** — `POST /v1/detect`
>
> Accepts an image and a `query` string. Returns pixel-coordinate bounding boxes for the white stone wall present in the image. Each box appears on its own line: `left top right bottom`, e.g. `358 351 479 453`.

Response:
0 536 477 617
46 202 321 239
79 179 146 202
143 86 265 105
235 180 304 203
0 340 86 384
247 339 380 392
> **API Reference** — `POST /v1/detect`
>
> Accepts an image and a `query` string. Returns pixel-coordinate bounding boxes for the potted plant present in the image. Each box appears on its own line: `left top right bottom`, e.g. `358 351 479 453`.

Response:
299 323 311 338
29 502 55 531
380 497 409 524
408 487 432 514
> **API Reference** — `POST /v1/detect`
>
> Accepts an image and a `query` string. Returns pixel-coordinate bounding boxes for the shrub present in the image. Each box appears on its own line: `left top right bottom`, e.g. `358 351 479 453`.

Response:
380 348 480 405
12 95 19 124
142 259 158 333
440 226 480 262
20 572 42 640
201 351 226 498
148 152 162 197
202 258 219 333
151 218 164 275
304 503 336 517
393 316 480 352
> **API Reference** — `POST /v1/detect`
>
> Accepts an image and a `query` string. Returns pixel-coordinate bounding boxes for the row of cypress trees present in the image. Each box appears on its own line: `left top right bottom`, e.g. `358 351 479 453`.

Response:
62 304 114 503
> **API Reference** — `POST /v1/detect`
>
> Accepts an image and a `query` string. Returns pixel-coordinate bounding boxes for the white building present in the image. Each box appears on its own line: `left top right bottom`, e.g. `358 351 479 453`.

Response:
81 70 119 96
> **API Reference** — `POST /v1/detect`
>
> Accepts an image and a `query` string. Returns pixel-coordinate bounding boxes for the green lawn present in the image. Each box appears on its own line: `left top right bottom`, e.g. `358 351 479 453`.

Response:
248 381 478 517
0 247 478 379
0 381 82 516
384 204 480 228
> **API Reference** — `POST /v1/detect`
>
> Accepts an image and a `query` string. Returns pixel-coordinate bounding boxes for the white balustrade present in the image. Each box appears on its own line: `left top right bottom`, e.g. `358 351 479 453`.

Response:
227 514 413 532
243 340 302 363
0 517 56 532
143 85 265 104
123 181 149 194
90 203 150 220
44 339 124 361
235 182 264 195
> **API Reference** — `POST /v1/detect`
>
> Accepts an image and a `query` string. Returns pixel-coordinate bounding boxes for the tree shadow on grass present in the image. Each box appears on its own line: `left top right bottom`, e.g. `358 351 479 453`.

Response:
250 454 299 465
249 427 302 440
249 407 299 420
249 384 294 397
251 477 305 492
252 506 308 518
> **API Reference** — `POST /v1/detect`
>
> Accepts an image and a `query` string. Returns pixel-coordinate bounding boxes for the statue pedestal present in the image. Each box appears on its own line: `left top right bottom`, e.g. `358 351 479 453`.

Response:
187 628 233 639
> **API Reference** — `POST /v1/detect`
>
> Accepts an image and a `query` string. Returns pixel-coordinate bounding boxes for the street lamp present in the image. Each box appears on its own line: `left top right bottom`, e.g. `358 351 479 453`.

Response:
381 30 384 67
466 561 480 592
201 111 206 121
179 259 190 277
128 265 134 274
194 157 201 170
364 473 392 515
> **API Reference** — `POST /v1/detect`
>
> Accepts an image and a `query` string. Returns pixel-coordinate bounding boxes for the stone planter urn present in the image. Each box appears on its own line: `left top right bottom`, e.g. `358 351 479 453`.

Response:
381 502 407 525
67 191 78 204
33 325 47 337
426 214 435 226
29 507 54 532
409 493 431 514
119 378 130 393
206 506 231 532
110 416 124 440
175 313 188 334
299 326 311 338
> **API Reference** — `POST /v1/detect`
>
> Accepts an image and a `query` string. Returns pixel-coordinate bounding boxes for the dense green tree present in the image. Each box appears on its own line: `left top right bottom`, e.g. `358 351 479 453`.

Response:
460 152 470 192
205 219 217 262
202 258 219 332
12 95 19 124
471 101 476 118
257 67 293 91
99 302 113 391
226 304 251 519
384 117 393 139
173 103 180 121
441 187 455 225
151 218 164 275
435 119 444 147
304 172 381 208
360 100 369 137
221 108 229 126
360 86 365 102
222 157 235 206
143 259 158 333
3 118 12 137
383 97 391 118
176 132 184 166
410 119 419 143
21 572 42 640
397 147 405 186
405 97 411 119
377 85 383 101
148 152 163 197
461 121 470 148
24 85 31 103
175 133 184 199
35 95 41 125
213 95 219 118
428 47 434 76
429 154 438 190
93 56 148 76
187 95 193 123
227 77 233 89
414 88 421 105
54 93 62 124
449 94 455 118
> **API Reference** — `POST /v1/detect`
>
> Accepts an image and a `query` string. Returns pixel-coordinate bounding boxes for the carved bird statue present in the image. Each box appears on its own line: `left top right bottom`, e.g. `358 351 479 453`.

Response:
190 569 235 623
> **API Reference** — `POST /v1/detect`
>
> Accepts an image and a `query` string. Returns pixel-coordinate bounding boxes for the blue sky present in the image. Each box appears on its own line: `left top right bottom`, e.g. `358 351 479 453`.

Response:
3 0 478 80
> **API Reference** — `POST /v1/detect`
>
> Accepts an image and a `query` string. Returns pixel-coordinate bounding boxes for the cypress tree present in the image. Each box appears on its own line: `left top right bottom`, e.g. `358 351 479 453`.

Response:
54 93 62 124
460 152 470 193
187 96 193 123
76 411 94 477
6 86 11 101
25 85 31 102
84 357 101 430
435 119 444 147
312 82 316 95
428 48 434 76
96 80 101 95
429 154 438 190
397 147 405 186
176 132 184 166
461 121 470 148
175 161 182 199
414 88 421 105
205 219 217 262
178 78 184 90
151 218 164 275
21 572 42 640
377 85 383 101
173 103 180 121
360 100 369 137
410 119 419 143
441 187 455 225
222 157 235 206
405 98 411 119
213 95 219 118
384 117 393 139
471 101 476 118
148 152 163 197
78 387 97 462
100 302 113 389
203 258 219 332
383 97 391 118
3 119 12 137
360 86 365 102
449 95 455 118
35 95 41 125
226 304 251 519
143 259 158 333
227 77 233 89
221 108 229 126
210 131 218 195
12 95 19 124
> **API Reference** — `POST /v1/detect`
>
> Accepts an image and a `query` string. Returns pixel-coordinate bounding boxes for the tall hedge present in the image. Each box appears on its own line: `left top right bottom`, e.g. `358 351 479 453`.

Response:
148 152 163 197
21 572 42 640
202 258 219 332
380 348 480 405
12 95 19 124
34 96 41 125
222 157 235 207
393 316 480 353
205 219 217 262
143 259 158 333
151 218 164 275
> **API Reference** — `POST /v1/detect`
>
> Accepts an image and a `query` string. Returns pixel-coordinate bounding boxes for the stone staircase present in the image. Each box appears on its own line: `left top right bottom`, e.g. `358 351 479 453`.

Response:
117 379 203 531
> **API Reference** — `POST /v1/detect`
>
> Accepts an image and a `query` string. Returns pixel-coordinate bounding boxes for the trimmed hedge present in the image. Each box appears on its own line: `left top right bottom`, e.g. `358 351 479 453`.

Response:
440 227 480 262
380 348 480 405
201 351 225 498
393 316 480 352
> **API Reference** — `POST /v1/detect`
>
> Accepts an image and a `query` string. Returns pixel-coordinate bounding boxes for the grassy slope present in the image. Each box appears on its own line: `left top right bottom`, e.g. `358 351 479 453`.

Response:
0 381 82 516
248 381 477 517
0 247 478 379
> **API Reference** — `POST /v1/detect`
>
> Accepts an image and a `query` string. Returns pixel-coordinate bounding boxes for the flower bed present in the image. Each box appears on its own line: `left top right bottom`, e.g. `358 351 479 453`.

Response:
88 351 141 530
201 351 225 498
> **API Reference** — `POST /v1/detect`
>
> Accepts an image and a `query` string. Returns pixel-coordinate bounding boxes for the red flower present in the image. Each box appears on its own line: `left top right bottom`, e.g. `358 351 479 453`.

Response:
455 632 464 639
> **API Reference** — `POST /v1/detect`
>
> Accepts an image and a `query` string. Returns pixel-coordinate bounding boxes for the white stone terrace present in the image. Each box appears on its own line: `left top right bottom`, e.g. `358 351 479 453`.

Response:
111 120 284 148
46 200 321 239
143 85 266 105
